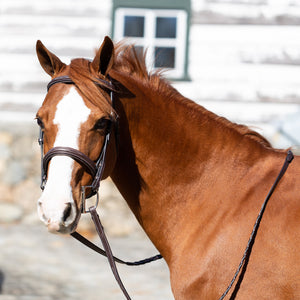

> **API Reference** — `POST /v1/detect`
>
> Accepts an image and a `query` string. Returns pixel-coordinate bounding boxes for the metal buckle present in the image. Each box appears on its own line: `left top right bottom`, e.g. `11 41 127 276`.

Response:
40 175 47 191
81 185 99 213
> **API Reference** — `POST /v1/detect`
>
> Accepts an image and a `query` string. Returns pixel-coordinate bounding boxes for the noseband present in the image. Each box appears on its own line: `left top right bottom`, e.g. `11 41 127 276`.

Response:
38 75 114 213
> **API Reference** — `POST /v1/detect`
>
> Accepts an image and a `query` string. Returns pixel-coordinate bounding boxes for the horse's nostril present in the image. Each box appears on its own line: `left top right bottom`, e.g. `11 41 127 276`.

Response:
62 203 72 222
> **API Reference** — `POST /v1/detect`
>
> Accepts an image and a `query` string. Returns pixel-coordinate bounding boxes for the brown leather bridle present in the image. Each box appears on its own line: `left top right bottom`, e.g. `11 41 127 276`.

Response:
38 75 162 300
39 75 114 212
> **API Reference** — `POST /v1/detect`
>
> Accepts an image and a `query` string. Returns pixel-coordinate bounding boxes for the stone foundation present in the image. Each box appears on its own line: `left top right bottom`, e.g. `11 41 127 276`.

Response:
0 122 142 237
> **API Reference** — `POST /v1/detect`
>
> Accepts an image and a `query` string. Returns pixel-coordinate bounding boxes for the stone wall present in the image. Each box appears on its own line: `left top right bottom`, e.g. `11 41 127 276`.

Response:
0 121 142 237
0 123 40 223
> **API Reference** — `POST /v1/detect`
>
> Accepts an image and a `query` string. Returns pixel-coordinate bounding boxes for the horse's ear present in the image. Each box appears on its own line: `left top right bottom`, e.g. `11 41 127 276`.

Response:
36 40 65 77
91 36 114 76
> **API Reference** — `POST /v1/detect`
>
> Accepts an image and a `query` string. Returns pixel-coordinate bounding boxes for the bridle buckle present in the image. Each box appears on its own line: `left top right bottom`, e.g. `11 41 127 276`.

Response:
81 186 99 214
40 174 47 191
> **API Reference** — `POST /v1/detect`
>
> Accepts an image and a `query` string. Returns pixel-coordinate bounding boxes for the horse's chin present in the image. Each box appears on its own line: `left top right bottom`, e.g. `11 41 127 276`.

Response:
46 221 75 234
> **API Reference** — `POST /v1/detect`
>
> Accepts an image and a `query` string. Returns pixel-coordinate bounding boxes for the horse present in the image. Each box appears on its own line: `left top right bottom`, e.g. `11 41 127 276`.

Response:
36 36 300 299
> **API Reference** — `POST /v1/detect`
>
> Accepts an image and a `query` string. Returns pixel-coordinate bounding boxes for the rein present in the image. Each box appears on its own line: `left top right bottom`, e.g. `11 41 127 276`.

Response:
39 75 162 300
219 150 294 300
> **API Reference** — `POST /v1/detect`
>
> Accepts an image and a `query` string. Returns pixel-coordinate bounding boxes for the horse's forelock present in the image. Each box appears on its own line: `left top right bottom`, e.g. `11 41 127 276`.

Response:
68 59 113 114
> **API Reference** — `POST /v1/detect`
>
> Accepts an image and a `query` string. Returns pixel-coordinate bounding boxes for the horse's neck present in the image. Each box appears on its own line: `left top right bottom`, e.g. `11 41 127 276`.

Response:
111 76 203 188
110 72 269 258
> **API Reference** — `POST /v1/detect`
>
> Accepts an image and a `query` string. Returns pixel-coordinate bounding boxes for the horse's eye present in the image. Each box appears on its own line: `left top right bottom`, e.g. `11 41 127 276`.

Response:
36 117 44 129
94 118 110 132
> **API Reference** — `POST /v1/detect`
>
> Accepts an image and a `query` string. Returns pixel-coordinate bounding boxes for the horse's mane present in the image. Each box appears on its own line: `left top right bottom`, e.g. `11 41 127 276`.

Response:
113 43 150 80
112 43 272 148
68 43 272 148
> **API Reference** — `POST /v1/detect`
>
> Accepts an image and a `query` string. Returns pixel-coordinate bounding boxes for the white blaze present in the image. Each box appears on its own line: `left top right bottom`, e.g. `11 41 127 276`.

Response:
38 87 91 225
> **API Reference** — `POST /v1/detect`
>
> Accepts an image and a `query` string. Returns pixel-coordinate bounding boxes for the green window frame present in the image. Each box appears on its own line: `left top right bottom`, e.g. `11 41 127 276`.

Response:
112 0 191 81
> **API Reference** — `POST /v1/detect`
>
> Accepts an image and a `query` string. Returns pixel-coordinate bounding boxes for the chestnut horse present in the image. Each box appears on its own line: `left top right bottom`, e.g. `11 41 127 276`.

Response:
36 37 300 299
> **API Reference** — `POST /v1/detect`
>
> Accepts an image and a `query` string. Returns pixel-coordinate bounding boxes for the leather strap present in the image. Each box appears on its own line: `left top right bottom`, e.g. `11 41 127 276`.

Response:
47 76 74 91
219 150 294 300
71 231 163 266
43 146 97 177
41 131 111 199
90 133 110 192
89 206 132 300
47 75 116 93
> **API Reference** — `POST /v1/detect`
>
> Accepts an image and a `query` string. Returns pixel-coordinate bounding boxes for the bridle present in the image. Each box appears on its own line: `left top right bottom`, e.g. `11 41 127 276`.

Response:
39 75 114 213
38 75 162 300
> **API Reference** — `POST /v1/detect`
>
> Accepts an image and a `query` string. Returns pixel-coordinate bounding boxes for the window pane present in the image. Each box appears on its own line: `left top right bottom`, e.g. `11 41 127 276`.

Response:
124 16 145 37
155 47 175 68
156 17 177 38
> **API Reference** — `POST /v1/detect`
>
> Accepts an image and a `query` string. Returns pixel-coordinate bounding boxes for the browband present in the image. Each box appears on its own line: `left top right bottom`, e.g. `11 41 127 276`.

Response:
47 75 116 92
47 76 74 91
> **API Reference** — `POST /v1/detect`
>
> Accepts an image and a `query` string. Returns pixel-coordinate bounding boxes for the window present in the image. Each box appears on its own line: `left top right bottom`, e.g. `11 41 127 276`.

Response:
113 8 189 79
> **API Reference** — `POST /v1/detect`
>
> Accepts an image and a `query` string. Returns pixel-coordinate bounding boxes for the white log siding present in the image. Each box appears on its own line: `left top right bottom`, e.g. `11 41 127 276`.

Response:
0 0 299 148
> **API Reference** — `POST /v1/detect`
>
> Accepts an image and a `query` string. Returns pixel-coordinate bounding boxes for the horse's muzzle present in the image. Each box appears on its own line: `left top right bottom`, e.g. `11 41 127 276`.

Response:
38 200 78 234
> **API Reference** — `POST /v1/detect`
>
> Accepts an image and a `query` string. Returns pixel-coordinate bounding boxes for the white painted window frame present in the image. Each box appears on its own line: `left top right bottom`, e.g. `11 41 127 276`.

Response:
114 7 187 79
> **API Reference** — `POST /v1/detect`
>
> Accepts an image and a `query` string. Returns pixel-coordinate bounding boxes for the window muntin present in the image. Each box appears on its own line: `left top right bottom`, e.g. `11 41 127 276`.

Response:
114 8 187 79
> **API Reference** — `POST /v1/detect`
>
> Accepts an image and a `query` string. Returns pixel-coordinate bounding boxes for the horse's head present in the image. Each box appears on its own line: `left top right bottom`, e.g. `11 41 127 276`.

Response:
36 37 118 234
